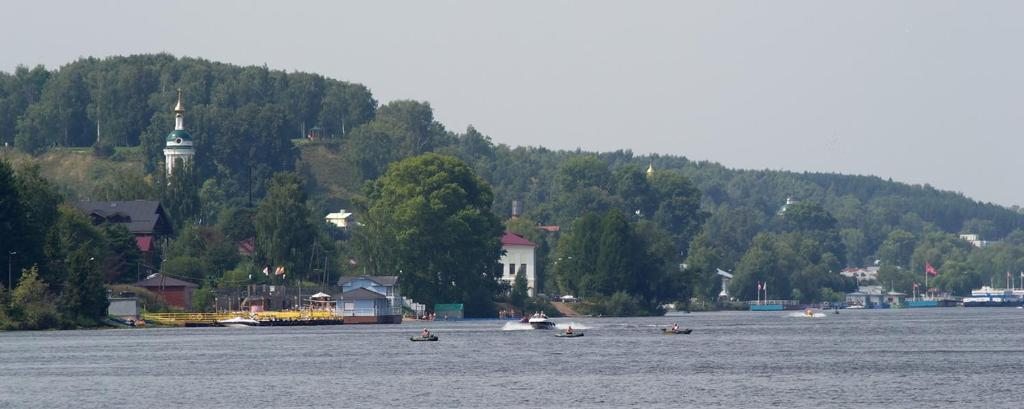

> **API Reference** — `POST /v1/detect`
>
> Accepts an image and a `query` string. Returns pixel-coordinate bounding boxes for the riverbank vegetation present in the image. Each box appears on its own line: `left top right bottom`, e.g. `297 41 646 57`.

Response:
3 54 1024 324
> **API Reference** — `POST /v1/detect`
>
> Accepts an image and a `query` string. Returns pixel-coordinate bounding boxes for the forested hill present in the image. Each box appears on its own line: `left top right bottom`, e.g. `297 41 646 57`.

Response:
2 54 1023 307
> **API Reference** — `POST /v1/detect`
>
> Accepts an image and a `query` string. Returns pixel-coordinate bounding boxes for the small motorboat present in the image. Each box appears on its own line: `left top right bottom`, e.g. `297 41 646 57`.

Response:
661 328 692 335
555 331 584 338
527 312 556 329
218 316 260 327
410 334 439 342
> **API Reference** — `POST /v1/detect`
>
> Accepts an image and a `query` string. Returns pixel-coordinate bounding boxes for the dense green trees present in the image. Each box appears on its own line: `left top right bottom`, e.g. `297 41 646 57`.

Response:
355 153 504 317
7 54 1024 323
0 160 126 329
727 202 852 303
552 209 683 315
254 172 316 282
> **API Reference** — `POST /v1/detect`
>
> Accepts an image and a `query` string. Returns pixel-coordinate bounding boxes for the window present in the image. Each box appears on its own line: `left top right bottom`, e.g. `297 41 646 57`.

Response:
508 264 516 276
519 264 527 277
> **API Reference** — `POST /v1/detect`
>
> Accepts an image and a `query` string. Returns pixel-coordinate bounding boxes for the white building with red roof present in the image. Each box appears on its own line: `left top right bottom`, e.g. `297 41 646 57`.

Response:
499 231 537 296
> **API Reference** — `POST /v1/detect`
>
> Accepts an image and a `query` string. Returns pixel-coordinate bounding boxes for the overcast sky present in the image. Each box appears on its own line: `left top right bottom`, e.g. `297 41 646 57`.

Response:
4 1 1022 206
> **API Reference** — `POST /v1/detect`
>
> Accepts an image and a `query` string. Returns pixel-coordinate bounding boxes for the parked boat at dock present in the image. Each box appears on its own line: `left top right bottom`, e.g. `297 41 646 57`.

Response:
217 316 259 327
962 286 1023 307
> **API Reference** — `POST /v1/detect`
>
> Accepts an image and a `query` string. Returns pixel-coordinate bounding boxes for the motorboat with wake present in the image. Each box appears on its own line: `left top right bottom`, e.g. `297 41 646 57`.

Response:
218 316 260 327
526 312 556 329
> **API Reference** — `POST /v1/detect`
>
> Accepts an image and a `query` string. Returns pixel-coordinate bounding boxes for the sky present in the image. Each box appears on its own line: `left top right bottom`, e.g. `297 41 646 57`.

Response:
3 1 1023 206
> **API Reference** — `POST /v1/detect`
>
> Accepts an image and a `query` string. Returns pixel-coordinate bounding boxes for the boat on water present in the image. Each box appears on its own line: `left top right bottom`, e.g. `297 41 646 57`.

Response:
527 312 556 329
962 286 1023 307
661 328 692 335
218 316 260 327
555 331 583 338
410 335 439 342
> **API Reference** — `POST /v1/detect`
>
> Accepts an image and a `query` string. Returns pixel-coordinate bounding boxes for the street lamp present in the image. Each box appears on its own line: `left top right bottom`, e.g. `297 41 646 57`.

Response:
7 251 16 291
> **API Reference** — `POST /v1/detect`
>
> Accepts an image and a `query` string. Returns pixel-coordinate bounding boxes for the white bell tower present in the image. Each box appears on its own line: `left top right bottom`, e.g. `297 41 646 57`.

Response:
163 89 195 175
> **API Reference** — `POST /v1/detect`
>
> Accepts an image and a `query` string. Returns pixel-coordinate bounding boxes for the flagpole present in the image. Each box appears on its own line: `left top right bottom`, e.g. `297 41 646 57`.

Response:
924 262 929 298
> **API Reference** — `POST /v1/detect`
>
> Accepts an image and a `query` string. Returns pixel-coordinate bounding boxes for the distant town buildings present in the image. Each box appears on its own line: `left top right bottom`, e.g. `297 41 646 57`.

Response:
778 197 798 215
840 266 880 283
325 209 354 229
959 234 990 248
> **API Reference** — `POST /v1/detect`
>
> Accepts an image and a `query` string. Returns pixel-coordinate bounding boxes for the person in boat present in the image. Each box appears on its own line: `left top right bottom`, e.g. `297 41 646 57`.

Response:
671 323 679 332
421 328 431 338
565 325 574 335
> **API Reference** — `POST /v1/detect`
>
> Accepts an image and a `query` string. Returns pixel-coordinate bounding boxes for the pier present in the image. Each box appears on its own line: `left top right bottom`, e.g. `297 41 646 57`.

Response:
143 310 344 327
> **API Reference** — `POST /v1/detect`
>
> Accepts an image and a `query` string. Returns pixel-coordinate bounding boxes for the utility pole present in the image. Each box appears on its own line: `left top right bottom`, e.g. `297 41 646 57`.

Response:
7 251 16 292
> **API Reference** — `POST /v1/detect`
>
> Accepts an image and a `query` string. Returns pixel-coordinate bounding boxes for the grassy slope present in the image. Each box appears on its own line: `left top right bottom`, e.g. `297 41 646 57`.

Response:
0 147 146 200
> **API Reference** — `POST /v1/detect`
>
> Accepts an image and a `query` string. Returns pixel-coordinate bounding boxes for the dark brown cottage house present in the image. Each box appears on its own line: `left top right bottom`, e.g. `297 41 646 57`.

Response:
75 200 174 263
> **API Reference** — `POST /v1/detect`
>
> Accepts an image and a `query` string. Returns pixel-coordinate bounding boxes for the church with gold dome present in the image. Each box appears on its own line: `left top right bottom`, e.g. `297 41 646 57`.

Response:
163 89 194 175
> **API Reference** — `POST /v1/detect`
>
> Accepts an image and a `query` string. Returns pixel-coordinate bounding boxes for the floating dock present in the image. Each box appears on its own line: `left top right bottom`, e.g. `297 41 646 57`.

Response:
143 310 344 327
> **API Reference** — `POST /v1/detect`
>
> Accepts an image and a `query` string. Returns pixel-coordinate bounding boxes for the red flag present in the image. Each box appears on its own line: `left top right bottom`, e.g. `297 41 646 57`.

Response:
275 266 285 276
925 262 938 277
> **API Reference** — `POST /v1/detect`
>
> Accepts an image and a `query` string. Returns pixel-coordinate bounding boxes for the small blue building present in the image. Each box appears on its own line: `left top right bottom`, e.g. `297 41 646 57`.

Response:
336 276 403 324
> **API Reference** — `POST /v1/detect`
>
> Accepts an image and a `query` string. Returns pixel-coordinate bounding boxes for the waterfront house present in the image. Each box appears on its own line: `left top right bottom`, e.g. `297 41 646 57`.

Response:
135 273 198 310
336 276 402 323
499 232 537 296
846 285 906 308
75 200 174 264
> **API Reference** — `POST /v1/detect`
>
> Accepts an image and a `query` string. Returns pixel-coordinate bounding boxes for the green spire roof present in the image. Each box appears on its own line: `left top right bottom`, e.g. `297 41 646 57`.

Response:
166 129 193 143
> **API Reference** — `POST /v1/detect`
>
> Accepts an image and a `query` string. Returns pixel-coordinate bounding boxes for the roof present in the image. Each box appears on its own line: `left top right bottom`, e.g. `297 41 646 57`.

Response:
166 129 193 143
75 200 173 236
135 273 198 288
237 237 255 256
337 275 398 287
341 287 387 300
325 210 353 220
501 232 536 247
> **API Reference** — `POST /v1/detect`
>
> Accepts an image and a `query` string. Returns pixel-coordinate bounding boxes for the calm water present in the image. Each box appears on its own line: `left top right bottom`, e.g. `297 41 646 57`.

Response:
1 308 1023 408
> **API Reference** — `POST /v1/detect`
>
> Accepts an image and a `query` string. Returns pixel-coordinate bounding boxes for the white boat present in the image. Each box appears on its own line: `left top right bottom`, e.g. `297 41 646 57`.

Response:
218 316 260 327
963 286 1023 307
526 312 556 329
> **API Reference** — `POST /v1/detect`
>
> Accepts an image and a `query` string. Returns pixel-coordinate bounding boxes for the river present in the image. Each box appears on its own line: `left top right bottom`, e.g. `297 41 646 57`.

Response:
1 307 1022 408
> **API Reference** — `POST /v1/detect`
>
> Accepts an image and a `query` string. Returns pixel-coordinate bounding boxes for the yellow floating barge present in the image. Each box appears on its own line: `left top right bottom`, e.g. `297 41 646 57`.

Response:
143 310 343 327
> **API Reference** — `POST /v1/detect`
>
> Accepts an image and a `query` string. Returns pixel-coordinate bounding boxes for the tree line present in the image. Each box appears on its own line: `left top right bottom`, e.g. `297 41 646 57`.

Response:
4 54 1024 323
